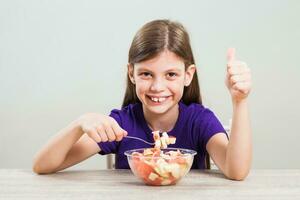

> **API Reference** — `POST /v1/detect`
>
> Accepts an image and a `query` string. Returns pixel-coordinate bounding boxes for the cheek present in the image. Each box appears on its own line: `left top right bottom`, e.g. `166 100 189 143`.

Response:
168 81 185 95
135 81 150 94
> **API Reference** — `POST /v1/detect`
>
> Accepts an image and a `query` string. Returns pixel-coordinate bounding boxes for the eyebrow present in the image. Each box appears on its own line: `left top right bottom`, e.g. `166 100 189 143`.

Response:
136 67 182 73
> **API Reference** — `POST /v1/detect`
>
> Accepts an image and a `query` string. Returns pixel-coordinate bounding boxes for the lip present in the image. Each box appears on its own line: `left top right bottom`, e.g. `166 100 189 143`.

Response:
146 95 170 98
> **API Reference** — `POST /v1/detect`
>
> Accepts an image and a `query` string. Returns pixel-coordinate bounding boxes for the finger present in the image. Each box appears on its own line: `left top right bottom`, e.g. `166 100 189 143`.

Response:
232 82 251 93
227 48 236 63
111 119 127 141
228 60 246 68
228 60 247 68
227 48 236 62
229 73 251 84
87 128 101 143
228 63 249 75
96 125 108 142
111 117 128 136
103 123 116 142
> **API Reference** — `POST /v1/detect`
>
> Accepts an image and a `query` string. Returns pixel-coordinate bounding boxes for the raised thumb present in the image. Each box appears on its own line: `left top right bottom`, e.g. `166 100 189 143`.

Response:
227 48 236 63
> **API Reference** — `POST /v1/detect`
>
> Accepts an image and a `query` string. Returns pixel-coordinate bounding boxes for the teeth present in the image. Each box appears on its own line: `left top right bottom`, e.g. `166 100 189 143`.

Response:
150 97 167 103
159 97 166 102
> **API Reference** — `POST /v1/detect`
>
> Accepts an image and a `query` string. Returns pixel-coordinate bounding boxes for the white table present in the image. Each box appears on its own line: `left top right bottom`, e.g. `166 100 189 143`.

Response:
0 169 299 199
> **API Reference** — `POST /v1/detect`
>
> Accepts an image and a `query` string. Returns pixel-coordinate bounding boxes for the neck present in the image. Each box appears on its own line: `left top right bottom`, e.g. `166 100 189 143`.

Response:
143 104 179 132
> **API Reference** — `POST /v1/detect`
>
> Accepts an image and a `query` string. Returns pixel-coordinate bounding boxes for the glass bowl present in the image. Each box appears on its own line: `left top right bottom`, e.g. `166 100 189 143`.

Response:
124 148 197 186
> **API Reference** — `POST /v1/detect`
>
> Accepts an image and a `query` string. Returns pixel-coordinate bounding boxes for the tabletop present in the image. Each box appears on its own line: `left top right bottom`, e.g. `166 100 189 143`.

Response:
0 169 299 200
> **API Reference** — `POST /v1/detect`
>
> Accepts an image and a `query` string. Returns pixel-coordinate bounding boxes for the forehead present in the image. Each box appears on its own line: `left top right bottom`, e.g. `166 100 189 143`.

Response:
134 50 185 71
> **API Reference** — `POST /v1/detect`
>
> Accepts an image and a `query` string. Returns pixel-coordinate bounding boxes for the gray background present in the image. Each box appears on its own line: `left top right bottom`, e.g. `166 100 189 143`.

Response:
0 0 299 169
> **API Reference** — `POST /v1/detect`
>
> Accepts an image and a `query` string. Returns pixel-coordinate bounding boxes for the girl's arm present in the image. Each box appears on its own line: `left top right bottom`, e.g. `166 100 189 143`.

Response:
33 113 127 174
206 99 251 180
207 48 252 180
225 99 252 179
32 120 94 174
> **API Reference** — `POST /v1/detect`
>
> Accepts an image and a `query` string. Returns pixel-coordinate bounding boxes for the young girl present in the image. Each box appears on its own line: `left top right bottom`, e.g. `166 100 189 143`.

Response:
33 19 252 180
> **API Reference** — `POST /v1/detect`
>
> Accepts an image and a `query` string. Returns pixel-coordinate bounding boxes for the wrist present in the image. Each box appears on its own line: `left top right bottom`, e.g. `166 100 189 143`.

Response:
70 118 84 137
232 98 248 108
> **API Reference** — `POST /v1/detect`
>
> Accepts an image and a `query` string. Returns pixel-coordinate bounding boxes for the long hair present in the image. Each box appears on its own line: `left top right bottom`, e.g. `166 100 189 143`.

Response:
122 19 202 108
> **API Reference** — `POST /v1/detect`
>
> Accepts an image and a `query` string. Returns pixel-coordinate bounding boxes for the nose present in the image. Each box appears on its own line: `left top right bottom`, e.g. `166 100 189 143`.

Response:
150 77 165 92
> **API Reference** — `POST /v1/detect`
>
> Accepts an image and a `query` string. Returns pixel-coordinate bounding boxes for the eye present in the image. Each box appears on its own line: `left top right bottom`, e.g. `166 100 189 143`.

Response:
139 72 152 78
167 72 178 78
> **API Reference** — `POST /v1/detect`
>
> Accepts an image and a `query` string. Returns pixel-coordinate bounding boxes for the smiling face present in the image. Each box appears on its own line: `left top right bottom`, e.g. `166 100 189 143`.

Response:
128 50 195 116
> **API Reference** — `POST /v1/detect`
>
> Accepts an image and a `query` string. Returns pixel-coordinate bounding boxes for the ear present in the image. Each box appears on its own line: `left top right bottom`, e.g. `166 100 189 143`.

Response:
127 63 135 84
184 64 196 86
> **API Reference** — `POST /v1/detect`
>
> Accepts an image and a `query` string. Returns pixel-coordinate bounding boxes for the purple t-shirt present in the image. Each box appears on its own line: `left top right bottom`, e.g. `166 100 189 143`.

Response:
98 101 228 169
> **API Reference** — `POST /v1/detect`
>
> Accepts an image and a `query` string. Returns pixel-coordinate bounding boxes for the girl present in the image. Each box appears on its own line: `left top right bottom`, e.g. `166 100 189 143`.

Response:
33 19 252 180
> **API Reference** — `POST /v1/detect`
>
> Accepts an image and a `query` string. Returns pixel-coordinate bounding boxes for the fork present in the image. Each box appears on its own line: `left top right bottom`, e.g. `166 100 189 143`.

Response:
124 136 155 145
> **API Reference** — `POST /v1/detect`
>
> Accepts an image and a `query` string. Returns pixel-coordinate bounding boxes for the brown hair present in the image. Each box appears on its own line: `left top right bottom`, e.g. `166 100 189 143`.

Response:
122 19 202 108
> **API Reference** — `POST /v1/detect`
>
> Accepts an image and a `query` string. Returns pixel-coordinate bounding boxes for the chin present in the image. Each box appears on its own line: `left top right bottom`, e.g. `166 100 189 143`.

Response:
143 100 178 115
146 106 170 115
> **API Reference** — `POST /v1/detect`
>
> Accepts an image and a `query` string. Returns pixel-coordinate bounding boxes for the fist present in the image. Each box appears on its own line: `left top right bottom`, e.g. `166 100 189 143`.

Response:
78 113 127 143
225 48 252 101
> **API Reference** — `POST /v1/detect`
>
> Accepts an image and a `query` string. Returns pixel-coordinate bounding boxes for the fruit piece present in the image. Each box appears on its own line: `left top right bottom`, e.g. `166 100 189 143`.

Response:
179 164 189 177
161 153 171 160
152 131 160 140
144 176 163 186
183 153 193 164
133 160 154 179
143 148 153 156
154 159 170 178
161 179 172 185
164 163 181 179
161 137 168 149
131 152 142 164
151 148 161 155
155 140 161 149
170 157 187 165
168 136 176 144
148 172 159 181
162 132 169 144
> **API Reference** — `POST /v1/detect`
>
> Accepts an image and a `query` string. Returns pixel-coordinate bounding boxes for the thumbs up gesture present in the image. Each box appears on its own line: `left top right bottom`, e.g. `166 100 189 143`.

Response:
225 48 252 102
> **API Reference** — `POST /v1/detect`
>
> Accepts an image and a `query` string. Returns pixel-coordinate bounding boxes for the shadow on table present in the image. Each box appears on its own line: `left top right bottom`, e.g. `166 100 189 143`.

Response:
199 169 228 178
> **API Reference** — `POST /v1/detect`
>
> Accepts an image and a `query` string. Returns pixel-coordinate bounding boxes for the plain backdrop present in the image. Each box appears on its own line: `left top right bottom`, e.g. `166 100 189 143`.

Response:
0 0 299 169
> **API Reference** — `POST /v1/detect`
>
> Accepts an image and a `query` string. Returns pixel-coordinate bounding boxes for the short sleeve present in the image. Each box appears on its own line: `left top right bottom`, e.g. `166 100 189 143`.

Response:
97 109 121 155
198 110 229 150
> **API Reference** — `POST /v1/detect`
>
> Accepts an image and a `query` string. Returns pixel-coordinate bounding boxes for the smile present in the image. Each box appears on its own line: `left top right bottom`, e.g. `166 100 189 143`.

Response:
147 95 170 103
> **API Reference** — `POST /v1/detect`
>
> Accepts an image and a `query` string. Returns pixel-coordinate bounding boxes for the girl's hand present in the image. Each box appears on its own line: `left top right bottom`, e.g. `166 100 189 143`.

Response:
225 48 252 102
77 113 128 143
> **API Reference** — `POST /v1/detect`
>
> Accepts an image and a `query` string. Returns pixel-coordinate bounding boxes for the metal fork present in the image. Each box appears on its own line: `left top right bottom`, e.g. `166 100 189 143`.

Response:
124 136 155 145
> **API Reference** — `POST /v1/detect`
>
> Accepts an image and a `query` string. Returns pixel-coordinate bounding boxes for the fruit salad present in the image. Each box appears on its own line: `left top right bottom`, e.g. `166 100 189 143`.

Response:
125 148 196 186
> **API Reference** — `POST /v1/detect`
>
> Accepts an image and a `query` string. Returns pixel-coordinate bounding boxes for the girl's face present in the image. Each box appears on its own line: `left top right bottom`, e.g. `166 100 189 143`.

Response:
128 50 195 116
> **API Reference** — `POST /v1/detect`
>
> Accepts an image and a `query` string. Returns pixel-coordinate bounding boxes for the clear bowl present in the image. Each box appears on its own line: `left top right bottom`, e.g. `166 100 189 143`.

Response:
124 148 197 186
